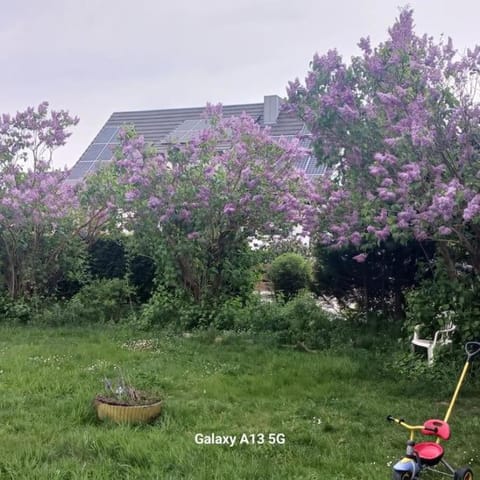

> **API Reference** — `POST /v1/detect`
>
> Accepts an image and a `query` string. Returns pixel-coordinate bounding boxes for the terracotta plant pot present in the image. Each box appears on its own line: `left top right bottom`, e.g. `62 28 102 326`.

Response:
94 396 162 424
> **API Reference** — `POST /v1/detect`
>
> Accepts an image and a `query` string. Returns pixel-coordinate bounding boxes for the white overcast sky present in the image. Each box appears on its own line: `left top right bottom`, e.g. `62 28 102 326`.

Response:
2 0 480 169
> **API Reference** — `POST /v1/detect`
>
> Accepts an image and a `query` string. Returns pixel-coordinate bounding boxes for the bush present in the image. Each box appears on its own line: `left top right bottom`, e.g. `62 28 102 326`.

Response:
252 237 311 265
384 347 473 396
280 293 332 348
235 297 293 334
405 260 480 344
0 293 32 324
213 297 255 331
268 253 312 299
139 287 333 350
227 292 334 350
89 238 156 304
44 278 135 325
35 301 74 326
139 287 215 330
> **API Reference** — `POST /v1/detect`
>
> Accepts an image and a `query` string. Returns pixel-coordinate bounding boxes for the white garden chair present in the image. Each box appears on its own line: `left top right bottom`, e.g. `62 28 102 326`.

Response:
411 321 456 365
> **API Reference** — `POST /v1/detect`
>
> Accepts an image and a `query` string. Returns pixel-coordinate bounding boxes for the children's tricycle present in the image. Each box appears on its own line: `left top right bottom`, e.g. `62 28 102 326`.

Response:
388 341 480 480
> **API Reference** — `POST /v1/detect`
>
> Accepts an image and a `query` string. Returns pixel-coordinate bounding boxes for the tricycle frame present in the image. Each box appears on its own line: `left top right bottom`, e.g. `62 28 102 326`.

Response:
388 341 480 480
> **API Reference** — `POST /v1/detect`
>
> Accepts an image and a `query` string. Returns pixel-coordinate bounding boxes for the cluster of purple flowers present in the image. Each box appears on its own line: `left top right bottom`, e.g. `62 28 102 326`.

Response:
287 7 480 265
114 107 318 244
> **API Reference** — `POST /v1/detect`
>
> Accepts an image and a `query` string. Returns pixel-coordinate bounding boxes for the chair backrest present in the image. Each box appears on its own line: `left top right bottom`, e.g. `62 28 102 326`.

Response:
422 419 451 440
438 322 456 342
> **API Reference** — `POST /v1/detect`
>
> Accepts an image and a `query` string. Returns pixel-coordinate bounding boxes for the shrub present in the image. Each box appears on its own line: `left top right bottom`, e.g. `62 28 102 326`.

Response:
268 253 312 299
88 238 156 304
281 293 332 348
228 292 334 350
59 278 135 324
252 237 311 265
139 286 333 350
0 293 32 324
139 287 215 330
246 300 290 335
405 260 480 344
34 301 74 326
213 297 255 331
385 347 472 396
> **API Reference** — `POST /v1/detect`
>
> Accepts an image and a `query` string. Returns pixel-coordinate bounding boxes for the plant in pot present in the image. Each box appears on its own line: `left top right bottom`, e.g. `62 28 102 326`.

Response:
94 371 163 424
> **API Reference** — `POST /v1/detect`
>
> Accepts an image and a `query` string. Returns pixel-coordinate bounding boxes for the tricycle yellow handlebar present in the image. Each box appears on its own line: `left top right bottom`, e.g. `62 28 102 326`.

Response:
387 415 425 441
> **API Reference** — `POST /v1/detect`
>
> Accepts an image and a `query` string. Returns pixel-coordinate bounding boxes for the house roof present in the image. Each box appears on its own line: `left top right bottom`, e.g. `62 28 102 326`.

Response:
68 95 325 182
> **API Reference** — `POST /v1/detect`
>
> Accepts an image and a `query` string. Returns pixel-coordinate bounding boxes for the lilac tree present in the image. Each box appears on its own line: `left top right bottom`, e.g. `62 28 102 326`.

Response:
287 8 480 275
0 103 83 298
115 106 316 302
75 164 125 246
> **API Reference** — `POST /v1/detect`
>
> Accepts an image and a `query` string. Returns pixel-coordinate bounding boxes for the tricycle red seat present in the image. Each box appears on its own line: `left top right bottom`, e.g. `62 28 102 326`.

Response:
414 442 444 466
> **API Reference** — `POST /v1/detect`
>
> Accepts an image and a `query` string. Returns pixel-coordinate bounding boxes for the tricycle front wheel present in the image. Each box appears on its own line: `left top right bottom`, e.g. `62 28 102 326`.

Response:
454 467 473 480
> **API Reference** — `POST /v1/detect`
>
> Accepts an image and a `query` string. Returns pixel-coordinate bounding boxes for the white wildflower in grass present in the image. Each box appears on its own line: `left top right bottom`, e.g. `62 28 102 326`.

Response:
28 354 71 365
121 339 159 352
85 360 111 372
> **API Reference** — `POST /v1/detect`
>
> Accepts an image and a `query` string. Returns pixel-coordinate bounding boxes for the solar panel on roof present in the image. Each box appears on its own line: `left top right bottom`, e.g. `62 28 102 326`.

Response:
81 143 106 161
69 126 120 180
69 162 95 177
294 157 310 170
305 158 327 175
162 119 209 143
299 137 312 148
95 126 119 143
97 145 115 161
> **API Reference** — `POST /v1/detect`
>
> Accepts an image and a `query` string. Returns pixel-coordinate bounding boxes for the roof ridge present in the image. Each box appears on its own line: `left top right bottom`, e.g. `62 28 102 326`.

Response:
111 102 264 115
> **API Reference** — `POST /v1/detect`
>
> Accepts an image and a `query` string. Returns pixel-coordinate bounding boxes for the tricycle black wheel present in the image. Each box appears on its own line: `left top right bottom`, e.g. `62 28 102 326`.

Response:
454 467 473 480
393 471 413 480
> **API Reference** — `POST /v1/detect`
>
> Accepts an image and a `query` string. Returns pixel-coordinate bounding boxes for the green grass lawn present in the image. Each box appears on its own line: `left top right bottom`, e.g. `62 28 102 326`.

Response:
0 325 479 479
